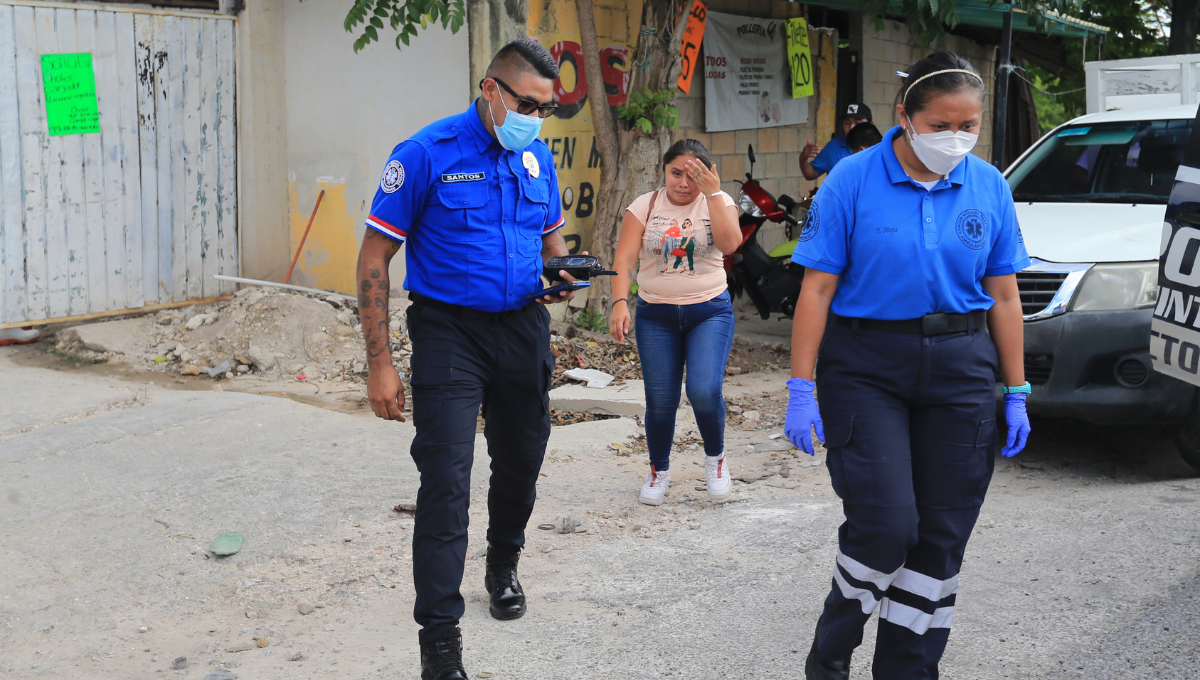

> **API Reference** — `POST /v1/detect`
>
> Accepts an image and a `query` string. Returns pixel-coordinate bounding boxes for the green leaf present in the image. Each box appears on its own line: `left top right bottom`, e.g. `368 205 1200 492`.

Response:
370 16 384 28
636 118 652 133
399 29 411 46
365 24 378 41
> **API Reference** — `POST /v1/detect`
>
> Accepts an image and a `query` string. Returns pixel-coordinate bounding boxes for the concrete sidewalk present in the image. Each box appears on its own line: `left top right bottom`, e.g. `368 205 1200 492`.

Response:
2 349 1199 679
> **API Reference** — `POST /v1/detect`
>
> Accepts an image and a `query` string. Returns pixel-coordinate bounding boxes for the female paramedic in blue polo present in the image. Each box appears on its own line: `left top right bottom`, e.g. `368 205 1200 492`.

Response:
784 52 1032 680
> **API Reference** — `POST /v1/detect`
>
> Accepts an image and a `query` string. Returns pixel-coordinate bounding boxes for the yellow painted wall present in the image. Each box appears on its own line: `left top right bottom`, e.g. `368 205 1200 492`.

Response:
527 0 644 253
287 180 362 295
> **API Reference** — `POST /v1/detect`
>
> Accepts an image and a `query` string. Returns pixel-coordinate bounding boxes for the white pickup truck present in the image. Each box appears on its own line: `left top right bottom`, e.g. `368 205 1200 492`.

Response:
1004 55 1199 468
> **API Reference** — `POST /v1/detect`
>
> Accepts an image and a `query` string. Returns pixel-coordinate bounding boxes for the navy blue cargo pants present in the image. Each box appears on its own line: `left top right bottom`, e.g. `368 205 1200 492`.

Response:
405 300 553 644
815 318 998 679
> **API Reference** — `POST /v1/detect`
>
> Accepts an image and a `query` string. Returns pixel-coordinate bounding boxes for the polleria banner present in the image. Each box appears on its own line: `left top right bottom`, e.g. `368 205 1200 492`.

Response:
702 11 810 132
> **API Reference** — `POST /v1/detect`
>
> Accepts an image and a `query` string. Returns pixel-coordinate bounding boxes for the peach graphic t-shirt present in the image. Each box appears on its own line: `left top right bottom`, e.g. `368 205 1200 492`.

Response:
626 189 736 305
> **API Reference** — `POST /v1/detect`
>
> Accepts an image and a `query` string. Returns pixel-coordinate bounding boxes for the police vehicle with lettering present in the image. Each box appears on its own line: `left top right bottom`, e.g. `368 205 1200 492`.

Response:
1005 98 1200 469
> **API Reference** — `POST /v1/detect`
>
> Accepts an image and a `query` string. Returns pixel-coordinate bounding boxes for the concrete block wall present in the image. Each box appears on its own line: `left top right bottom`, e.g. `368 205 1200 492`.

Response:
859 17 997 163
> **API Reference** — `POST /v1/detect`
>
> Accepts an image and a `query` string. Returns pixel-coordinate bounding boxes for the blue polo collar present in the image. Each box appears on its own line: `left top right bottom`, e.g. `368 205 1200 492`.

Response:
881 125 968 188
463 99 499 153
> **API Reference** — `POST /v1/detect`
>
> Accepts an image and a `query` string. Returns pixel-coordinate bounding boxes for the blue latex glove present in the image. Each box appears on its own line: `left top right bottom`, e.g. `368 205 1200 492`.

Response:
1001 393 1031 458
785 378 824 456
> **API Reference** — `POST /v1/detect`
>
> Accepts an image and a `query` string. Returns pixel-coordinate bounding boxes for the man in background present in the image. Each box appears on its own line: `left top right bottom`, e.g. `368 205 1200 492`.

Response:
846 122 883 154
799 103 873 180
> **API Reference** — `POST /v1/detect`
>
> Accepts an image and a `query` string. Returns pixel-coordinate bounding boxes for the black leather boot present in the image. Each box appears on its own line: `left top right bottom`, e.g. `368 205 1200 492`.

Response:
420 627 467 680
805 620 852 680
483 544 526 620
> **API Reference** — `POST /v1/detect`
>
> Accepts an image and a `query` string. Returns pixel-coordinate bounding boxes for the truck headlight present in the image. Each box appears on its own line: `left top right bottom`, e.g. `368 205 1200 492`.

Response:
1069 262 1160 312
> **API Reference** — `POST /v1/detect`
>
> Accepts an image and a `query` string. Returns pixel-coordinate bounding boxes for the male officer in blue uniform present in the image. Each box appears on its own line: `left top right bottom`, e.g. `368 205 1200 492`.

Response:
355 39 572 680
800 103 874 181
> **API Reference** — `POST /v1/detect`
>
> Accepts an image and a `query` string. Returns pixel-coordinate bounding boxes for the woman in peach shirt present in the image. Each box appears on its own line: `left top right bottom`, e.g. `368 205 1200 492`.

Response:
608 139 742 506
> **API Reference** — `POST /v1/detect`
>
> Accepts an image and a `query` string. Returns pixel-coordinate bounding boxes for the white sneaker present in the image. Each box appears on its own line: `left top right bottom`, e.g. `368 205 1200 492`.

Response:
639 467 670 506
705 454 732 502
0 327 39 346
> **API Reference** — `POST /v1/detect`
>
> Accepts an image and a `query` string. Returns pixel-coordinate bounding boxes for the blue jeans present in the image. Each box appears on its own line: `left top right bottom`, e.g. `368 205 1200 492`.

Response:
634 291 735 471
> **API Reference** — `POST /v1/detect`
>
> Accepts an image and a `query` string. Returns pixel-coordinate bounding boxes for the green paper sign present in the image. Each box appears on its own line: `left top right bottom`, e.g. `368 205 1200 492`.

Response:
41 53 100 136
785 18 814 100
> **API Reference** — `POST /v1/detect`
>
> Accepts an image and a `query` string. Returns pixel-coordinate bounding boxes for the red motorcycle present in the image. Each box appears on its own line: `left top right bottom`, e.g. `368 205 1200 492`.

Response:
725 144 807 319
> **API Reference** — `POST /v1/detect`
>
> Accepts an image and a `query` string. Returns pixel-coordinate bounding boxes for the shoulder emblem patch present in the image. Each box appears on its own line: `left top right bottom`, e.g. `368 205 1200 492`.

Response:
522 151 540 178
381 160 405 194
799 202 820 242
955 209 988 250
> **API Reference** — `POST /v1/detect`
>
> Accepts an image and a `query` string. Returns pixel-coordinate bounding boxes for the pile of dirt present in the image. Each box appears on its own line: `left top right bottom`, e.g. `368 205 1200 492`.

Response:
548 324 789 390
52 289 789 403
54 287 411 383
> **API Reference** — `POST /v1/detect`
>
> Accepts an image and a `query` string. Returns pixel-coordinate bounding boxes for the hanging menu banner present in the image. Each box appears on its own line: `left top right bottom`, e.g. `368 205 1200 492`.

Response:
702 11 809 132
41 53 100 136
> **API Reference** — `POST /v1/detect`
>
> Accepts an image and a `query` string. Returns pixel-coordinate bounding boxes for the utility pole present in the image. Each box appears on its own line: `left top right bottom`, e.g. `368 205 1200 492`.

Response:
993 5 1013 170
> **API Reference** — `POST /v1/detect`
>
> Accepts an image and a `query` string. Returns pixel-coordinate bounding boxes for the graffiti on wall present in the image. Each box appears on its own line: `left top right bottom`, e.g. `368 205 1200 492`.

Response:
527 0 644 253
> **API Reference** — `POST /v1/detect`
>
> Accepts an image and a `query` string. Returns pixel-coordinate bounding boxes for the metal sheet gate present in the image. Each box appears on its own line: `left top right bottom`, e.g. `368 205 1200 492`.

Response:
0 1 236 328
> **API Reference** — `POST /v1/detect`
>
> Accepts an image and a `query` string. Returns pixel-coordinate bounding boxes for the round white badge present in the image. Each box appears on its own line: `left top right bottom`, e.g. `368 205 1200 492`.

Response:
522 151 540 178
381 160 405 193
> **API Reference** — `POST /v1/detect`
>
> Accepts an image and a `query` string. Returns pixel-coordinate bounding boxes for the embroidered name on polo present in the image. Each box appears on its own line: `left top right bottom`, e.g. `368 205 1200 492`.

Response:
441 172 486 183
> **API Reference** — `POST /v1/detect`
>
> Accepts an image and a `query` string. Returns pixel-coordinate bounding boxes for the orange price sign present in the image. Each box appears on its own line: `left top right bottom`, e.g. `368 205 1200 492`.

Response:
676 0 708 95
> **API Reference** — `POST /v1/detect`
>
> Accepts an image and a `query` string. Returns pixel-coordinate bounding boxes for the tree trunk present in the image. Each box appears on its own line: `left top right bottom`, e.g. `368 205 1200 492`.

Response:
576 0 694 316
575 0 622 314
1170 0 1200 55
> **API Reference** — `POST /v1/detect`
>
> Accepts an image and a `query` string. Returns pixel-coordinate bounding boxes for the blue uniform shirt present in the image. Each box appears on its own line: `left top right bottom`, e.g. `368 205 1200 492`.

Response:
792 126 1030 320
365 101 565 313
810 136 852 176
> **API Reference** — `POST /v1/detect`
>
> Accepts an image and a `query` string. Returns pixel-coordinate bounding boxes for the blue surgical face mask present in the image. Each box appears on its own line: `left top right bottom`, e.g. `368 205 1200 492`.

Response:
488 93 543 151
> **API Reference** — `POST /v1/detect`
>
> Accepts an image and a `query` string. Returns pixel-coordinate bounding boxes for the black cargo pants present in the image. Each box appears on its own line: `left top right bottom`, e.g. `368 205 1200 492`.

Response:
404 298 553 644
814 318 999 679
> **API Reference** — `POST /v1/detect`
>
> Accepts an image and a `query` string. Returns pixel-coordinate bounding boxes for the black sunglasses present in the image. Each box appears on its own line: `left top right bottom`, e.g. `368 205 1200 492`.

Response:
483 76 559 119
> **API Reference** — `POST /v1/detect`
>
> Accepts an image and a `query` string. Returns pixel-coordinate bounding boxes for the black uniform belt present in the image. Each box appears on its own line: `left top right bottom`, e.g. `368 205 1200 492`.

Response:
834 310 987 336
408 292 533 323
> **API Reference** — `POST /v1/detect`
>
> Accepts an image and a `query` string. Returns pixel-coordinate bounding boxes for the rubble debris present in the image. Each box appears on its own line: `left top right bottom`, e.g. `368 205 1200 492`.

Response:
172 657 189 670
563 368 615 388
52 287 407 387
549 408 620 427
556 516 580 534
206 361 232 379
211 532 243 557
549 380 646 418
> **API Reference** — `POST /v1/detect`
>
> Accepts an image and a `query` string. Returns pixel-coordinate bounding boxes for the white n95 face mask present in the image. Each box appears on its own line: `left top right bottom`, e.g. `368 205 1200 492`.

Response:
906 125 978 175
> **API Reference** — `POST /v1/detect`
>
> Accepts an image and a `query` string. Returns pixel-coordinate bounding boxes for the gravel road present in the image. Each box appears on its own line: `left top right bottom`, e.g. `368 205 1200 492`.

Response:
2 346 1198 680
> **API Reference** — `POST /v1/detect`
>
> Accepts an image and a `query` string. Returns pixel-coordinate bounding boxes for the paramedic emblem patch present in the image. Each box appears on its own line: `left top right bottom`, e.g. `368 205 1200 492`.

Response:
799 201 819 242
381 160 404 194
955 209 988 250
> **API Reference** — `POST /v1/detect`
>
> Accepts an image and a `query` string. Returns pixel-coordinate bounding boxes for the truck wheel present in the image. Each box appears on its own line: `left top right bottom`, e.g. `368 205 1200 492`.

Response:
1173 393 1200 472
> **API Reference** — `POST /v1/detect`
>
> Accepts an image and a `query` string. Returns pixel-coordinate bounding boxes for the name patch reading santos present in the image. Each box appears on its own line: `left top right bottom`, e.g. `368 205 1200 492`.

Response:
441 172 486 183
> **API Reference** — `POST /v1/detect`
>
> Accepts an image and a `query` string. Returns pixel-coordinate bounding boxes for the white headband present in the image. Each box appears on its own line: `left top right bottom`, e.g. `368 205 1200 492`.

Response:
902 69 984 104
